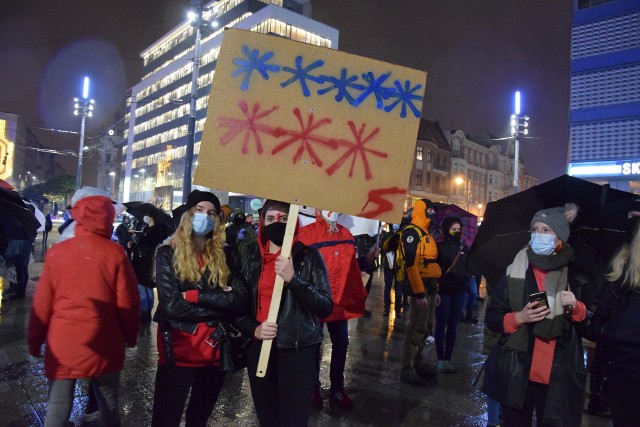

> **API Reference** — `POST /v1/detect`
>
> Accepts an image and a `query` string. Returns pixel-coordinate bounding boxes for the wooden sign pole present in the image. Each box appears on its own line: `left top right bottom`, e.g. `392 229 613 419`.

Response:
256 203 300 377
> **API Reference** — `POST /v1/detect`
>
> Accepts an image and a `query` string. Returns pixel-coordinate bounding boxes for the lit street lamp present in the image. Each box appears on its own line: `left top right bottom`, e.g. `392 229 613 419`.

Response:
510 91 529 194
73 76 95 190
454 176 471 211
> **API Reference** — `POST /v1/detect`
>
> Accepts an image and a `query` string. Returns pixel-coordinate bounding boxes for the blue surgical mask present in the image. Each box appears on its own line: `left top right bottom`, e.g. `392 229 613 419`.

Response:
192 212 214 235
529 232 557 255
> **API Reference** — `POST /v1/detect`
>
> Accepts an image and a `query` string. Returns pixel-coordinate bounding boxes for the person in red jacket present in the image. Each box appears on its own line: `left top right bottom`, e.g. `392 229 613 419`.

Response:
298 209 369 409
28 187 140 427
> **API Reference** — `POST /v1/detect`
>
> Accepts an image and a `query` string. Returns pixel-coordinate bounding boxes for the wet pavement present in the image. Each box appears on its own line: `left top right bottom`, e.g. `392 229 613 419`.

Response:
0 233 612 426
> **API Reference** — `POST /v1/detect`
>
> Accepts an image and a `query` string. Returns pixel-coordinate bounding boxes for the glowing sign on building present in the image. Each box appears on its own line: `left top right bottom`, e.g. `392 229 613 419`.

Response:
568 160 640 178
0 120 14 181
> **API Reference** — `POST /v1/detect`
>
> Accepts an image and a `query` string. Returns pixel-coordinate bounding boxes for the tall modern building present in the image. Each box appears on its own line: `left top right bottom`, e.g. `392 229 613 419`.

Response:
121 0 338 207
567 0 640 193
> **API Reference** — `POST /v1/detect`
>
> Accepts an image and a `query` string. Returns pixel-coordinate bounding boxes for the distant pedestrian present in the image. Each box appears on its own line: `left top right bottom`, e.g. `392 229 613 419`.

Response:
28 187 139 427
115 215 135 259
42 213 52 247
2 235 34 300
131 209 169 322
381 224 403 317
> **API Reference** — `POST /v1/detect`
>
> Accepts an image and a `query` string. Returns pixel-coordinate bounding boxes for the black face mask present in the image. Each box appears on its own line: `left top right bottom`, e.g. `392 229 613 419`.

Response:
264 222 287 247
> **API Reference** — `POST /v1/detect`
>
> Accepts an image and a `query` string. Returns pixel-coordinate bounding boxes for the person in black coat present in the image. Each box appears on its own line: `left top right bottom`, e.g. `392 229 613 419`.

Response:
234 199 333 427
151 190 248 427
131 211 169 322
592 208 640 427
434 217 469 373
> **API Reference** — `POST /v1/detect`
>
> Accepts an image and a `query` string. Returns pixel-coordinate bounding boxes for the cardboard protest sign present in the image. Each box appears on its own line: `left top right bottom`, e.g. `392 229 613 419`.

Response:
194 29 427 224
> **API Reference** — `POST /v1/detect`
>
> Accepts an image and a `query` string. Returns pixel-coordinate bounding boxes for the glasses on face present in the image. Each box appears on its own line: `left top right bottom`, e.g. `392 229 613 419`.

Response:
264 212 288 225
530 226 555 235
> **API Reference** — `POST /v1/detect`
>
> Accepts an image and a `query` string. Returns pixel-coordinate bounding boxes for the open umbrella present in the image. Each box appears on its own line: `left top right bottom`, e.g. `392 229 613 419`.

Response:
124 202 174 232
468 175 637 289
0 195 40 240
430 203 478 248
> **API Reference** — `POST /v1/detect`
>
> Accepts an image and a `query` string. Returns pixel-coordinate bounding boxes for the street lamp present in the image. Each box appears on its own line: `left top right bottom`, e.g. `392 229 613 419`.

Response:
73 76 95 190
183 0 204 198
510 91 529 194
454 176 471 211
109 171 116 197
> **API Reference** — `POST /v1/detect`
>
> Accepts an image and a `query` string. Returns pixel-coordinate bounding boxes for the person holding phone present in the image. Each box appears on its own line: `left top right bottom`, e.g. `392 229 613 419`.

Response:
485 208 591 427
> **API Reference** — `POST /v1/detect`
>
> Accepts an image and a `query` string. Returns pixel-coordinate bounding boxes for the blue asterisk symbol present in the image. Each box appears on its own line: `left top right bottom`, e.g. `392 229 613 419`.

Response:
280 56 325 97
353 72 392 109
232 45 281 91
383 80 424 118
317 68 365 105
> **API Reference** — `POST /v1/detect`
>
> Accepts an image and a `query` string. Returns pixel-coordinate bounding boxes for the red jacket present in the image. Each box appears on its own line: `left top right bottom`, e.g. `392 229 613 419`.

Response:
28 196 140 379
298 215 365 321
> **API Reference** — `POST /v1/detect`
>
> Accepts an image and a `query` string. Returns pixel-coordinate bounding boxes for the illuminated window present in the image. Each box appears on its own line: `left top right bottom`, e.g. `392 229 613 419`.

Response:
416 146 423 160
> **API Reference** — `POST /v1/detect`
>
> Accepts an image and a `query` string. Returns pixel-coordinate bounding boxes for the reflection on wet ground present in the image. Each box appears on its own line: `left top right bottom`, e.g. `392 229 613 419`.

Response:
0 239 612 426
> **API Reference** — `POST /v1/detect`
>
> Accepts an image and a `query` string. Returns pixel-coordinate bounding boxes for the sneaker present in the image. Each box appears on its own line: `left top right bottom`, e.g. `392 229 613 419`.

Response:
400 369 427 386
311 388 323 409
330 389 354 409
424 335 435 345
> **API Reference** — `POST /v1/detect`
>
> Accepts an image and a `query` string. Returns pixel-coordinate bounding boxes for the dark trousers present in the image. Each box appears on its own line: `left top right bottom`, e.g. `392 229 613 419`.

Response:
151 365 226 427
434 292 465 360
9 254 29 296
502 381 552 427
609 374 640 426
315 320 348 393
247 340 318 427
383 266 403 313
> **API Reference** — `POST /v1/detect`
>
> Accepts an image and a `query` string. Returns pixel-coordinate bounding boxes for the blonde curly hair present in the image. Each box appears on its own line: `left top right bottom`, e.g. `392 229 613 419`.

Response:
168 206 229 288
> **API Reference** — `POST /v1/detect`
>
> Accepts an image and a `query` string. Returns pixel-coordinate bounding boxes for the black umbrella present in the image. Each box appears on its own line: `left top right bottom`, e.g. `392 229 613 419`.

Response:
124 202 174 232
468 175 637 289
0 197 40 240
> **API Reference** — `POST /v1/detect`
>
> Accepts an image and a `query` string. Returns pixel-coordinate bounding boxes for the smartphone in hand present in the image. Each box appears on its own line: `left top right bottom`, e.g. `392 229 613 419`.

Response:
529 291 549 309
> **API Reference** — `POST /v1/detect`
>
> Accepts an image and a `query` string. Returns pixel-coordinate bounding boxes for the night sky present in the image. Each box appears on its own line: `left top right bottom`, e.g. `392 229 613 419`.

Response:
0 0 572 183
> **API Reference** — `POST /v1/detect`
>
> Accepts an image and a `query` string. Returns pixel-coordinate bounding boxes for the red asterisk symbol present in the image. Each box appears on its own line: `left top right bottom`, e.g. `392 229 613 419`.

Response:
271 108 337 166
218 101 279 154
325 121 387 180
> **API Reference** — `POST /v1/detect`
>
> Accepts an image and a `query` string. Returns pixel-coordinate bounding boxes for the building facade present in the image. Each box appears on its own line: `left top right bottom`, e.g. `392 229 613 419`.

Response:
567 0 640 193
121 0 338 207
0 112 60 191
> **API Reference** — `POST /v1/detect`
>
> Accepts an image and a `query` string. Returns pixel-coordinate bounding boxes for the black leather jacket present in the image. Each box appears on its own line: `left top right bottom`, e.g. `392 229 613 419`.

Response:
235 242 333 349
154 244 248 335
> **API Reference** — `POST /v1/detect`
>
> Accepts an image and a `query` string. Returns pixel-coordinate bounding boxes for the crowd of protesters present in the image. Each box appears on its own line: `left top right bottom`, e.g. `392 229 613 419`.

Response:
1 182 635 426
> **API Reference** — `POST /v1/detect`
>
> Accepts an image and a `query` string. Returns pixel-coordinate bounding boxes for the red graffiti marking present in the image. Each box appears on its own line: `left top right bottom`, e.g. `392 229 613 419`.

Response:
358 187 406 219
271 108 337 166
326 121 387 180
218 101 279 154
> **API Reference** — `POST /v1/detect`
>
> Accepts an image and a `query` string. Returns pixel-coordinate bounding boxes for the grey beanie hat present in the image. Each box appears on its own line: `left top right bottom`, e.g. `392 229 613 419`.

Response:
530 207 570 244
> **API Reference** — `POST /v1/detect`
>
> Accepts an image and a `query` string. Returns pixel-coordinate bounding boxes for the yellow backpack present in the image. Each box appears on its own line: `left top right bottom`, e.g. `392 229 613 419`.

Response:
395 224 440 282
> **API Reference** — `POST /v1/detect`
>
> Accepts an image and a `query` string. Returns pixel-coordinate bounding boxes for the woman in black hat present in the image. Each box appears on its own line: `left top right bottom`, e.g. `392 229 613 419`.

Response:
151 190 248 427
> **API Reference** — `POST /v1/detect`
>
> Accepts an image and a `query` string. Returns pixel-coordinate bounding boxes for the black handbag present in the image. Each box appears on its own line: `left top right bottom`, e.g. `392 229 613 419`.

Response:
476 339 530 410
210 322 251 372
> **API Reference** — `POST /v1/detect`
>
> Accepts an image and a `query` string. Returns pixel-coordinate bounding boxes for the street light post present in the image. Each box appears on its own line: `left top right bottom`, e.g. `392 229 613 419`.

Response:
183 0 204 199
73 76 95 190
454 176 471 211
510 91 529 194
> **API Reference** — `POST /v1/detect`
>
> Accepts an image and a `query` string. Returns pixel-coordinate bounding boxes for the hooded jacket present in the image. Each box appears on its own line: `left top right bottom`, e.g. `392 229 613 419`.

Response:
234 211 333 349
28 195 140 379
436 217 469 295
297 213 367 321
